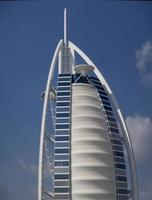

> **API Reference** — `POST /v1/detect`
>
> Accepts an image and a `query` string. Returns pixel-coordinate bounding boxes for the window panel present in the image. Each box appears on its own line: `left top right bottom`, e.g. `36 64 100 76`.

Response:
55 142 69 148
57 92 70 96
56 107 70 112
58 74 71 77
56 102 70 107
55 174 69 179
102 100 111 106
114 157 125 163
116 182 127 188
114 151 124 157
57 97 70 101
100 95 109 101
55 148 69 154
55 181 69 187
56 113 69 118
56 118 69 124
55 136 69 141
110 128 119 133
55 161 69 166
107 116 116 122
104 105 113 112
55 154 69 160
54 194 69 199
58 82 71 86
111 139 122 145
58 87 70 91
116 176 127 182
113 145 123 151
117 189 128 194
56 124 69 130
108 122 118 128
55 130 69 135
105 111 114 117
115 163 126 169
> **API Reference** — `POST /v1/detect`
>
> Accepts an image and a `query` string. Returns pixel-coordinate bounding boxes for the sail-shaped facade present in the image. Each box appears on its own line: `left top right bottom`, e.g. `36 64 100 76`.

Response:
38 9 138 200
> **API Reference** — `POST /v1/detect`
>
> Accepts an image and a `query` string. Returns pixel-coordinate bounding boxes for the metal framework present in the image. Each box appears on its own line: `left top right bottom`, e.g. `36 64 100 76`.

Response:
38 8 138 200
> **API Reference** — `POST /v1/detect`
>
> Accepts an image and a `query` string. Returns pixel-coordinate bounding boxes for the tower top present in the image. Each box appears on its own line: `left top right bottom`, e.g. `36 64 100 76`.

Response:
64 8 67 45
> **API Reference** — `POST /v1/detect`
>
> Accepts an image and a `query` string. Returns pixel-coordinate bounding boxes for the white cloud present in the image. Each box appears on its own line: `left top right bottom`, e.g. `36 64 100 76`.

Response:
136 41 152 83
126 115 152 162
18 159 38 174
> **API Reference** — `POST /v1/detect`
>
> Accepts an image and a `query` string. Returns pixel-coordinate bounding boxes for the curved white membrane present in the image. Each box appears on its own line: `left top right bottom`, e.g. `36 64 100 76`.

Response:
71 83 117 200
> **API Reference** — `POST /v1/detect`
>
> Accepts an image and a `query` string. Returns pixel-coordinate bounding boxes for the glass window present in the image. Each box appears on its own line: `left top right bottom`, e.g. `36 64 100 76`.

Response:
55 148 69 154
56 124 69 129
116 170 126 176
115 163 126 169
58 74 71 77
111 139 122 145
55 154 69 160
55 136 69 141
58 87 70 91
116 176 127 182
104 105 113 112
102 100 111 106
105 111 114 117
96 85 105 91
56 107 70 112
107 116 116 122
57 97 70 101
56 118 69 123
113 145 123 151
55 181 69 187
55 187 69 193
58 82 71 86
99 91 107 96
110 128 119 133
117 189 128 194
58 77 71 81
55 130 69 135
114 157 125 163
55 161 69 166
57 91 70 96
56 102 70 107
114 151 124 157
56 113 69 118
108 122 118 128
116 182 127 188
55 142 69 148
55 174 69 179
54 194 69 199
100 95 109 101
117 195 128 200
111 133 120 139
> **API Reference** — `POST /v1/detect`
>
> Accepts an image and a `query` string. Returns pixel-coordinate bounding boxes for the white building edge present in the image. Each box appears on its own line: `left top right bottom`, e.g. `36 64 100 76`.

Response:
38 8 138 200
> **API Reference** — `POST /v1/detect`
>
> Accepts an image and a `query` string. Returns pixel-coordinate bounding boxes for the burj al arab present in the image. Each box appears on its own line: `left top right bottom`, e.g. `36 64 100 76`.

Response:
38 9 138 200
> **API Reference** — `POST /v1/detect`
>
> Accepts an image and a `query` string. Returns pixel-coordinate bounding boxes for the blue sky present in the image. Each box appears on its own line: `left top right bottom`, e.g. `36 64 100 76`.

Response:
0 1 152 200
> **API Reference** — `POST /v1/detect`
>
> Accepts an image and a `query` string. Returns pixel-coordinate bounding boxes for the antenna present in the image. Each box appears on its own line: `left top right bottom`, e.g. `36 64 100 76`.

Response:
64 8 67 45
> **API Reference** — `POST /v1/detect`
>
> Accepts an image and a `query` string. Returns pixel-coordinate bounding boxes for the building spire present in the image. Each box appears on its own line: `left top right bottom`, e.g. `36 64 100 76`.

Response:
64 8 67 45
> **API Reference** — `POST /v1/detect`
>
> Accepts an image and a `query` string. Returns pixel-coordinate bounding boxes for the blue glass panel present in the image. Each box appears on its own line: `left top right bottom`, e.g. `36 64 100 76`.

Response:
55 187 69 193
55 136 69 141
56 124 69 129
108 122 118 128
55 142 69 148
55 149 69 154
56 107 70 112
56 118 69 123
114 157 125 163
58 74 71 77
99 91 107 96
57 92 70 96
115 163 126 169
107 116 116 122
55 161 69 166
55 154 69 160
110 128 119 133
58 87 70 91
113 145 123 151
116 182 127 188
117 189 128 194
114 151 124 157
57 97 70 101
102 100 111 106
56 113 69 118
55 174 69 179
105 111 114 116
116 176 127 182
56 130 69 135
58 82 71 86
54 194 69 199
104 105 113 111
100 95 109 101
56 102 70 107
111 139 122 145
